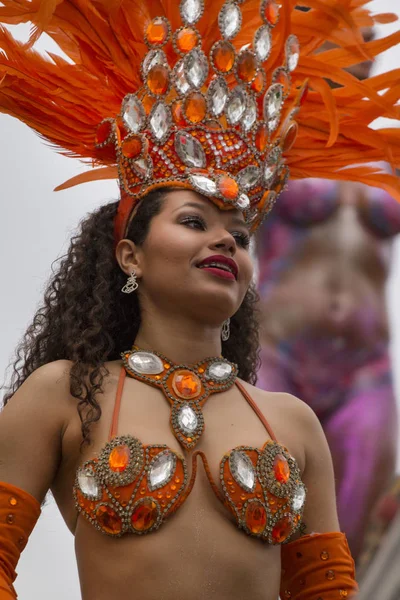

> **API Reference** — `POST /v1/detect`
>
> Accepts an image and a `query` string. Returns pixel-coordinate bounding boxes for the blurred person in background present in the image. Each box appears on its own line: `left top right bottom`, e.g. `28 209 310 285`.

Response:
256 27 399 561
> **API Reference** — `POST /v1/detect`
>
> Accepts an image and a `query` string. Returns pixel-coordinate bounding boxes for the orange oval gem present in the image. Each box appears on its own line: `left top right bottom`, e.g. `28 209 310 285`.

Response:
273 453 290 483
121 135 143 159
172 100 186 125
131 498 158 531
185 92 207 123
142 93 156 115
95 120 113 145
176 27 198 53
147 64 169 95
255 123 268 152
219 175 239 200
96 505 123 535
9 497 18 507
272 515 293 543
172 370 202 399
251 71 265 95
237 51 257 83
146 17 169 45
245 501 267 534
264 0 282 26
109 445 130 472
212 41 235 73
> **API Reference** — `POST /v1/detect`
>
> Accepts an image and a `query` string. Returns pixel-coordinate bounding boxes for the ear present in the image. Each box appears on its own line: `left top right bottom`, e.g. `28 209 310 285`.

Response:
115 239 144 278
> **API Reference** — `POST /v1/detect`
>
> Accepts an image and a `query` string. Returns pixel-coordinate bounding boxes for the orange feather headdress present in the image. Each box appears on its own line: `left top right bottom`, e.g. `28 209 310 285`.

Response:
0 0 399 243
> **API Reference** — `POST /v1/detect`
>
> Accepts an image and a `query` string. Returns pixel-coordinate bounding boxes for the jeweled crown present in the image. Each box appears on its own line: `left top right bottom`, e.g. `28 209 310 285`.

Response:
95 0 305 233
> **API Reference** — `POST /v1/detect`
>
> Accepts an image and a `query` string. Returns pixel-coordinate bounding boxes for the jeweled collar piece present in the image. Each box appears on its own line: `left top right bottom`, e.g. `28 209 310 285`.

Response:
121 346 238 450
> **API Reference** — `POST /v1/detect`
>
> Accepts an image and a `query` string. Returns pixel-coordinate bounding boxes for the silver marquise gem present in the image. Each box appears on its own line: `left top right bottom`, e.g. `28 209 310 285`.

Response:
190 174 217 195
207 361 233 381
185 49 208 88
226 87 247 125
128 351 164 375
229 450 255 492
142 49 167 74
254 25 272 61
175 60 191 95
292 484 306 511
286 34 300 72
178 405 198 434
263 83 283 121
242 96 257 132
175 131 206 168
77 468 100 498
264 147 281 183
149 451 176 491
218 2 241 40
180 0 203 25
237 194 250 210
208 78 228 116
237 166 261 190
122 95 145 134
149 102 171 142
132 157 152 179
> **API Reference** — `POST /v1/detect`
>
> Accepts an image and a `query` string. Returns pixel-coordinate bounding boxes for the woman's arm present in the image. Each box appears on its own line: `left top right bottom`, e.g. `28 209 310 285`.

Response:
280 401 358 599
0 361 73 598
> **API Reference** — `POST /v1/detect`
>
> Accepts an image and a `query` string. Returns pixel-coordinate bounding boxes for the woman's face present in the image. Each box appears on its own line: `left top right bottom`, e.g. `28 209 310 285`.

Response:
131 189 254 324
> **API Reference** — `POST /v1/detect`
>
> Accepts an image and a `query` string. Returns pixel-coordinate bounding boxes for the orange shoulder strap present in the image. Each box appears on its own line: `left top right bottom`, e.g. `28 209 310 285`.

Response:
109 367 127 441
235 380 277 442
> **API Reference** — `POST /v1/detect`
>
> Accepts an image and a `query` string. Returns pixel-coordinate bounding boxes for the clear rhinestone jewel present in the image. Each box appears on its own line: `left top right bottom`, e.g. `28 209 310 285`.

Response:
142 49 167 74
226 87 247 125
175 60 191 94
178 405 198 434
264 147 281 183
208 78 228 116
236 193 250 210
293 484 306 511
229 450 255 492
180 0 203 25
185 49 208 88
190 174 217 195
122 95 145 134
132 157 152 179
175 131 206 168
128 351 164 375
149 102 171 141
237 166 261 190
286 34 300 72
149 452 176 491
218 3 241 39
77 468 100 498
263 83 283 121
254 25 272 61
207 361 233 381
242 96 257 131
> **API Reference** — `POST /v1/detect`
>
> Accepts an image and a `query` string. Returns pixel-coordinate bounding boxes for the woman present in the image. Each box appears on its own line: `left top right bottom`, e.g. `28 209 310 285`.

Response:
0 1 399 598
257 178 399 561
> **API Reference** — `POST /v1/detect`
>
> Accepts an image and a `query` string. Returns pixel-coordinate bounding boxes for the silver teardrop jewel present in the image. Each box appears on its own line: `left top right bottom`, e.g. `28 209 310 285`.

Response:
121 270 139 294
221 318 230 342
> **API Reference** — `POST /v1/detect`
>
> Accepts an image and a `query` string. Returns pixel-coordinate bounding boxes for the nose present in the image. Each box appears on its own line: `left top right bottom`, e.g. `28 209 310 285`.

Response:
210 229 237 256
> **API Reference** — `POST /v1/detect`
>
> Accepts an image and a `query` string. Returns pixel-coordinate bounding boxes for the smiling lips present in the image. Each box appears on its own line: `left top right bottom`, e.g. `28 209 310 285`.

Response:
197 255 238 281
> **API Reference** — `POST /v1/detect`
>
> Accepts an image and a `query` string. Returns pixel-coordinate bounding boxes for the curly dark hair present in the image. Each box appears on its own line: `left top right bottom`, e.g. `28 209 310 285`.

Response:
2 189 260 446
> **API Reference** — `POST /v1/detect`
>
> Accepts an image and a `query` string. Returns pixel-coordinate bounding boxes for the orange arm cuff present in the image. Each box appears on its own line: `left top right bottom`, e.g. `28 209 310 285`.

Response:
280 532 358 599
0 482 41 600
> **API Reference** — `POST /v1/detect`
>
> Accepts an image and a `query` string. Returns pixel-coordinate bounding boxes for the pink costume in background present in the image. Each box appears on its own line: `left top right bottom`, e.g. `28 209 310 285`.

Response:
257 178 399 558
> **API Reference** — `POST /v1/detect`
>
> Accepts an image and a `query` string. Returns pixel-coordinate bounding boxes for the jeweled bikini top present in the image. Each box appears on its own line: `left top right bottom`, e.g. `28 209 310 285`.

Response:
73 349 306 543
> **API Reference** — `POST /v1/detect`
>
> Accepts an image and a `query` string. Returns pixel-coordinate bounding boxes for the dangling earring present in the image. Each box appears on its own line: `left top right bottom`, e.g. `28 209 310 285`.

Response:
221 318 230 342
121 270 139 294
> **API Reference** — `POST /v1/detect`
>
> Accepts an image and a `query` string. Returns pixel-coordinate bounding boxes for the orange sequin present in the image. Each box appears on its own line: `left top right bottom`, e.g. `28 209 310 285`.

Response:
176 27 197 53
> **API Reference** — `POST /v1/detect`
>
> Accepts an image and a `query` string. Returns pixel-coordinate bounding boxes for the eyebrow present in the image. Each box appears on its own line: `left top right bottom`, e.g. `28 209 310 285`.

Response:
174 201 249 229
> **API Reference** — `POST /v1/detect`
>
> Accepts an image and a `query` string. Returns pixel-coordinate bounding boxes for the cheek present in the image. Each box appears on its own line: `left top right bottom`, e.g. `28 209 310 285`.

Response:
141 226 197 275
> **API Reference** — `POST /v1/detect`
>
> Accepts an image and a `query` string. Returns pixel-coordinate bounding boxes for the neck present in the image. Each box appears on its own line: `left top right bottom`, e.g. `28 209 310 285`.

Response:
134 311 223 365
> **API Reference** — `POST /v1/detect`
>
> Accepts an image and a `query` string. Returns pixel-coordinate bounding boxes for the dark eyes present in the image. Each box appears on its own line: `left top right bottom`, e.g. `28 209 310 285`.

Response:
180 215 250 249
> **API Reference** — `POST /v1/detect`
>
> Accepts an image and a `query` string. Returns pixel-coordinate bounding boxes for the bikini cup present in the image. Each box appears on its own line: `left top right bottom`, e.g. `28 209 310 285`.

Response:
73 376 306 544
275 179 400 238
